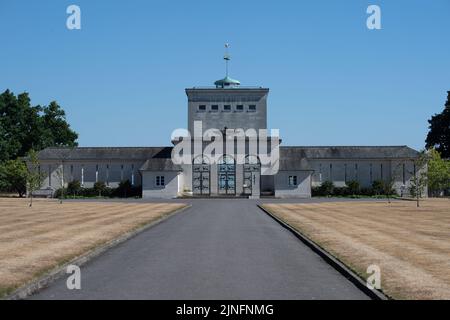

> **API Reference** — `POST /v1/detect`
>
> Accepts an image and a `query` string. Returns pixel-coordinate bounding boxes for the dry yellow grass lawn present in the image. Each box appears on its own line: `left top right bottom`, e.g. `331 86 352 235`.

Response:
0 198 186 297
262 199 450 300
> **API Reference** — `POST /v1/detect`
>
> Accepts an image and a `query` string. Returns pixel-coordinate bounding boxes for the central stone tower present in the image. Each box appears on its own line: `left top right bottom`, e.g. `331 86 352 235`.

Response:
185 44 268 133
180 45 272 197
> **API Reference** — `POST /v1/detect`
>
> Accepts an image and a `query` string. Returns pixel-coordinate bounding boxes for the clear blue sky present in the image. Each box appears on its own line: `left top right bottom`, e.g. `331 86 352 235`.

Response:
1 0 449 150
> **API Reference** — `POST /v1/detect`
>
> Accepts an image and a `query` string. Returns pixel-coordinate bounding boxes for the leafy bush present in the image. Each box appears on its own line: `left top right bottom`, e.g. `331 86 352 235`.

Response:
79 187 97 197
54 183 142 199
383 182 396 196
54 187 66 199
93 181 107 196
372 180 385 195
311 179 397 198
67 180 81 197
115 180 132 198
128 185 142 198
103 187 114 197
311 186 322 197
0 159 27 197
319 181 334 196
346 180 360 195
360 187 374 196
333 186 349 196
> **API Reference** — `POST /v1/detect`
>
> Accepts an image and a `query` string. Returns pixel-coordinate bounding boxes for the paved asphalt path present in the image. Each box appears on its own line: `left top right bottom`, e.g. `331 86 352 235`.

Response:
31 199 369 300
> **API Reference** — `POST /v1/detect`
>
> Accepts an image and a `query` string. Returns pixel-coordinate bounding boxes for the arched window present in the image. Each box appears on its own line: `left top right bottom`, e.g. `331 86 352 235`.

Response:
245 155 260 165
218 155 235 171
218 155 236 194
243 155 261 195
193 155 210 165
193 155 210 195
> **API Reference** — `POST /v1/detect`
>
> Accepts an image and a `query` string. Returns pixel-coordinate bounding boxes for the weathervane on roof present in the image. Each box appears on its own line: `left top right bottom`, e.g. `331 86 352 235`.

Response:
214 43 240 88
224 43 230 77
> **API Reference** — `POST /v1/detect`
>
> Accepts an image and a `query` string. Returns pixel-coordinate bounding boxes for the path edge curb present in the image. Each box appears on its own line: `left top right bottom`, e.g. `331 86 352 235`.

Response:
257 204 389 301
5 204 191 300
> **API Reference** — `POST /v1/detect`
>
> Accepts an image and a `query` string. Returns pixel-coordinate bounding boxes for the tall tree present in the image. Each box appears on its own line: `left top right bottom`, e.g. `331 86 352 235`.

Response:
408 151 428 207
0 123 8 161
427 149 450 196
17 93 45 156
0 89 23 160
0 160 28 197
0 90 78 161
26 150 44 207
426 91 450 158
41 101 78 148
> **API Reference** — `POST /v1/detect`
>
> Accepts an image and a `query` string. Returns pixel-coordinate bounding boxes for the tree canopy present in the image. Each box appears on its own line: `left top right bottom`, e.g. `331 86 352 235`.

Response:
0 89 78 161
0 159 27 197
427 148 450 196
426 91 450 158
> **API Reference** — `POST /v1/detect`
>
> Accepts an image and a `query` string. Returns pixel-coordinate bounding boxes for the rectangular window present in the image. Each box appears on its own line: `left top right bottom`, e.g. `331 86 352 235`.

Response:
330 164 333 181
131 164 135 186
369 164 373 183
211 105 219 112
236 105 244 112
156 175 165 187
248 105 256 112
288 176 298 186
198 105 206 112
402 163 406 184
81 165 84 186
380 164 383 180
355 163 358 180
48 165 52 187
223 105 231 111
344 164 347 183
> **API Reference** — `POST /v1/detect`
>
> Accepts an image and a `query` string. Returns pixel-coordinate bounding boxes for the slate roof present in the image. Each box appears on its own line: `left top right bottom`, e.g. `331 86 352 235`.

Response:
35 146 420 173
280 146 420 159
36 147 173 161
139 159 182 172
278 148 312 170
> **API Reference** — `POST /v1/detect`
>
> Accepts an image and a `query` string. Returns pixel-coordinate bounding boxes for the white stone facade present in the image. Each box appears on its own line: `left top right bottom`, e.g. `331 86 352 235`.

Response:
33 81 424 199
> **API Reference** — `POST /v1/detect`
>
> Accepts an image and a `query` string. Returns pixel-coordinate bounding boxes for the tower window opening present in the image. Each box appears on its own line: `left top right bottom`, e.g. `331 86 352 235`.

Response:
288 176 298 186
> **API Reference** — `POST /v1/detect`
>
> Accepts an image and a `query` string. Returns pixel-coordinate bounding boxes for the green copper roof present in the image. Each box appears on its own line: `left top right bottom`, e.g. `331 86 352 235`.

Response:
214 76 241 88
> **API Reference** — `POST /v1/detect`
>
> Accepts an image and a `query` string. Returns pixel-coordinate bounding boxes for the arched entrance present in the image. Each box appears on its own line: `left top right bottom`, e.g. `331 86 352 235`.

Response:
243 155 261 196
192 155 210 196
218 155 236 195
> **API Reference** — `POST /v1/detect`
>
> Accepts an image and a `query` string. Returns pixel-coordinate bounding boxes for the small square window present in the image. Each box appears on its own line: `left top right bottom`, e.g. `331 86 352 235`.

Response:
248 105 256 112
198 105 206 112
288 176 298 186
223 105 231 111
211 105 219 112
236 105 244 112
156 175 165 187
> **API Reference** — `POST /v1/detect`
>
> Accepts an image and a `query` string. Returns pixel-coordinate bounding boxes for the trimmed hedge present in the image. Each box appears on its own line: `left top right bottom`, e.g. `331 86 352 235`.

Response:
312 180 397 197
55 180 142 199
